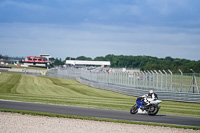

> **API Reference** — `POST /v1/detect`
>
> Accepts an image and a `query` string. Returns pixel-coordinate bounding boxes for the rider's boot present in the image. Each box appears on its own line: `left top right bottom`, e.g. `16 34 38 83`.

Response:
140 106 145 111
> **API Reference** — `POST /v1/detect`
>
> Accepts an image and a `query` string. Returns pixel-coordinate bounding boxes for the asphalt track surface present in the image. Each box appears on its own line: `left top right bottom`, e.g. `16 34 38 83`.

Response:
0 100 200 127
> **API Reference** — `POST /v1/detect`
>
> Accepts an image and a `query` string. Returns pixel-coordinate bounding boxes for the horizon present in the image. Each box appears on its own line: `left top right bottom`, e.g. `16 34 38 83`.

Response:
0 53 199 61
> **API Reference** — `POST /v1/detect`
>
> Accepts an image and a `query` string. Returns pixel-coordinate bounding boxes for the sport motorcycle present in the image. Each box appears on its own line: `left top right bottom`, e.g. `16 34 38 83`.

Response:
130 98 162 116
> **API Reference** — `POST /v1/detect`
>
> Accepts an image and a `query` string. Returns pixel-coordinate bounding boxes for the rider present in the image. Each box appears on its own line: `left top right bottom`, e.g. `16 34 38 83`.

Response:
144 90 158 101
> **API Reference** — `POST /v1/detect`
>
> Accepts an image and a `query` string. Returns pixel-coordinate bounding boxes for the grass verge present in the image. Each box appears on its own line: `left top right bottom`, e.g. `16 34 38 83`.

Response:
0 109 200 130
7 64 47 70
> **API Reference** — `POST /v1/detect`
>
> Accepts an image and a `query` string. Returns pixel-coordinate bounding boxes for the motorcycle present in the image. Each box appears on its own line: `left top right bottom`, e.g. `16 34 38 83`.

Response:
130 98 162 116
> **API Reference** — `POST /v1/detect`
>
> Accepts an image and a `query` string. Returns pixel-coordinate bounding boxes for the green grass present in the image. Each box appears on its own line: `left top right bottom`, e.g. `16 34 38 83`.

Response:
1 109 200 130
0 72 200 117
1 64 46 70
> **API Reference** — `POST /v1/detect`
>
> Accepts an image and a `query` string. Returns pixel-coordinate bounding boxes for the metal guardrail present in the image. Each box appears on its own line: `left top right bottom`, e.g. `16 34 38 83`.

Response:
46 67 200 103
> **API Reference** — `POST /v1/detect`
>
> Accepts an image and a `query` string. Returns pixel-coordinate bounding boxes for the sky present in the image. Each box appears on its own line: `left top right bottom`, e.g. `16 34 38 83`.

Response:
0 0 200 60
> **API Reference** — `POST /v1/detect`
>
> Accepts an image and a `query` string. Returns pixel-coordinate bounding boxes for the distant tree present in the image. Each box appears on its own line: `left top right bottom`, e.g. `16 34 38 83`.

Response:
165 56 173 62
76 56 92 61
3 55 9 62
65 57 76 60
94 56 105 61
53 58 64 66
51 54 200 72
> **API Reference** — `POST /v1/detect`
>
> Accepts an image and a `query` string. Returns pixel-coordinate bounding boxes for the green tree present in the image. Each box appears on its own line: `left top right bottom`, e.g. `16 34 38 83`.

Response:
76 56 92 61
94 56 105 61
65 57 76 60
54 58 64 66
61 54 200 72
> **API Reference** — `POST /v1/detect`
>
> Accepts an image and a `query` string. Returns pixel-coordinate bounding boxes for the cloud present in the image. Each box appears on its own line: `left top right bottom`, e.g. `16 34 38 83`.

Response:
1 0 200 27
146 0 187 15
0 0 47 10
0 22 200 60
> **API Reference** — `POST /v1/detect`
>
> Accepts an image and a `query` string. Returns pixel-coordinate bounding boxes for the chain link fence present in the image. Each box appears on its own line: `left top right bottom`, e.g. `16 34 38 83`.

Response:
45 67 200 103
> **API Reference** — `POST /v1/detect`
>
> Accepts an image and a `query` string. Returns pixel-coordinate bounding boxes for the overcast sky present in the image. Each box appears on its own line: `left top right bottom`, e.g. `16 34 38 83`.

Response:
0 0 200 60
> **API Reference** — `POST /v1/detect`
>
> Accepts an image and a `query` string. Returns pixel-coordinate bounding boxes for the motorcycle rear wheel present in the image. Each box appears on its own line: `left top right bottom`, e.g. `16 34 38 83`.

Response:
130 104 138 114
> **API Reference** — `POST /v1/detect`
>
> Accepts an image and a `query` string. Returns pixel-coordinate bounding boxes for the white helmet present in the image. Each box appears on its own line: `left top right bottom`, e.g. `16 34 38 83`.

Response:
149 90 154 94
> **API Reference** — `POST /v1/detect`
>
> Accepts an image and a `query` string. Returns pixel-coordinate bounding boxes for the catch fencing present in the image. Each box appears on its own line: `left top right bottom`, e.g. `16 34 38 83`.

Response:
46 67 200 103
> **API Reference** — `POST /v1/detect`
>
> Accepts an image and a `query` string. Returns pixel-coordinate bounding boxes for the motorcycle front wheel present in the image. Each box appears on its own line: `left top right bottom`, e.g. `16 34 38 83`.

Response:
130 104 138 114
148 104 159 116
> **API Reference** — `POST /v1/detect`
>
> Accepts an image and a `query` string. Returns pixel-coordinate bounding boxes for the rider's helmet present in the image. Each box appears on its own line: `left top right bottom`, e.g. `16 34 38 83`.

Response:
149 90 154 94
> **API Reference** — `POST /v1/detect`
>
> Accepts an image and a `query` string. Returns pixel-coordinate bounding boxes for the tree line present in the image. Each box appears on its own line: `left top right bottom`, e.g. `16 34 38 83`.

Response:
64 55 200 73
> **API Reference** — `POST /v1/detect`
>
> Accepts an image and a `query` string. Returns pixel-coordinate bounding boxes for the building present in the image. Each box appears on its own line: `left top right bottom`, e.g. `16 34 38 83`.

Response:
23 56 48 67
22 54 53 68
66 60 110 67
40 54 52 61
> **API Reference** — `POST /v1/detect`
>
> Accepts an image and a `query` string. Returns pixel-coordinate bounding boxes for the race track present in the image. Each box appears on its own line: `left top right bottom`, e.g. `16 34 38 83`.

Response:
0 100 200 127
